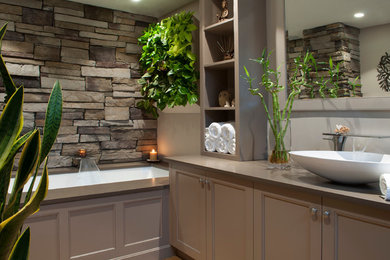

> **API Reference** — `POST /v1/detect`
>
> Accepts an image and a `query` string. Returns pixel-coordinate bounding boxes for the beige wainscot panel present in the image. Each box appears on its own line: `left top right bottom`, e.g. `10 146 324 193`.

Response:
69 204 116 259
254 183 322 260
26 188 172 260
322 197 390 260
169 167 206 260
25 211 61 260
206 172 254 260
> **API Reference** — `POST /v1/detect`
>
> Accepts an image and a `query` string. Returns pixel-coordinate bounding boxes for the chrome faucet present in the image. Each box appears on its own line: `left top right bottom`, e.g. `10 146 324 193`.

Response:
323 133 347 151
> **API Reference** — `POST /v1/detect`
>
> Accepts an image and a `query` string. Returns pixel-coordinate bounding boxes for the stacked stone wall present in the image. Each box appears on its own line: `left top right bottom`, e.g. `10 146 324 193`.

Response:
0 0 158 168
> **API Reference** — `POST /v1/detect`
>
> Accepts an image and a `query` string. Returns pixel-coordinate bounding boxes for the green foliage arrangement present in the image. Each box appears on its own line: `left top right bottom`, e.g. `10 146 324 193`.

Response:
0 23 63 260
244 50 361 166
244 50 306 165
292 52 361 98
137 11 199 118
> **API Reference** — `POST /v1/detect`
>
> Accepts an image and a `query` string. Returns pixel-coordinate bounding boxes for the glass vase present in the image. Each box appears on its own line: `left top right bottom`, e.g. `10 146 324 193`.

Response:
267 119 291 169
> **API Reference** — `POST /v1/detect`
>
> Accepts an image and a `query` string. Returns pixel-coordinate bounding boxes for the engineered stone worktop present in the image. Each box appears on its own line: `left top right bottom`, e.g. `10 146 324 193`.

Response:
166 155 390 210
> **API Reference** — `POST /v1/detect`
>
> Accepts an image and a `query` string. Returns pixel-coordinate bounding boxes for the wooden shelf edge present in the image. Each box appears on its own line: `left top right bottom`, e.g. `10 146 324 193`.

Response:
204 58 235 69
201 150 240 161
204 18 234 33
204 107 236 111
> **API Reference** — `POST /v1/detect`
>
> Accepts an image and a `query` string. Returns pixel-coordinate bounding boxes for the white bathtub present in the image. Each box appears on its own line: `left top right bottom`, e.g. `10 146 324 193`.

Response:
13 166 169 201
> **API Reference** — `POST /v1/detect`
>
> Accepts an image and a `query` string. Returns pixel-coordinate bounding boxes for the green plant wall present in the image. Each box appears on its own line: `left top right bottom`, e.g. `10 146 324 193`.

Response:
137 11 199 118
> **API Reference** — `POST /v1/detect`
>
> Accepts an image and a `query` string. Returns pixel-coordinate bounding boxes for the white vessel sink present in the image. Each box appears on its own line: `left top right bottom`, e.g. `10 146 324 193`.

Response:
289 151 390 184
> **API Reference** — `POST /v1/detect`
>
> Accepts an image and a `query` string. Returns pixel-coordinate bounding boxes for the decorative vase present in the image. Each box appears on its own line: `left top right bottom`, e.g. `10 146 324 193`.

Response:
267 119 291 169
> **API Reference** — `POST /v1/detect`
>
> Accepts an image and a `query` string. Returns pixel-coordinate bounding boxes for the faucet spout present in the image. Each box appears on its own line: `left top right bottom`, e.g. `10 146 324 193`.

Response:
323 133 347 151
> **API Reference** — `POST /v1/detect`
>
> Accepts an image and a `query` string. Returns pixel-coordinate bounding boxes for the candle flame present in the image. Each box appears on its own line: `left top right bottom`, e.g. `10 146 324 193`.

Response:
151 149 156 153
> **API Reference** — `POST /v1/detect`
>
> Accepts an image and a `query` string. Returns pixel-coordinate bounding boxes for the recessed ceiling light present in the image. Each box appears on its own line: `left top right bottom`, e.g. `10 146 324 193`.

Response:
354 12 365 18
132 0 141 2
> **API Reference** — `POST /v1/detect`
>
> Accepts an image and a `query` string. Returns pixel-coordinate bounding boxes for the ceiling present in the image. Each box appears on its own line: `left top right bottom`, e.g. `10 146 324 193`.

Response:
69 0 195 18
286 0 390 39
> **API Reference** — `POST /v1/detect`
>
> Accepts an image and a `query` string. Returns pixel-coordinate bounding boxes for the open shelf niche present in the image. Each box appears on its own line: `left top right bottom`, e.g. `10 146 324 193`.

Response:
200 0 268 160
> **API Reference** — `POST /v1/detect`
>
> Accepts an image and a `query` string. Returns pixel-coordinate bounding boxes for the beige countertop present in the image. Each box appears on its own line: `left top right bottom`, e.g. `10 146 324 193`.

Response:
166 155 390 210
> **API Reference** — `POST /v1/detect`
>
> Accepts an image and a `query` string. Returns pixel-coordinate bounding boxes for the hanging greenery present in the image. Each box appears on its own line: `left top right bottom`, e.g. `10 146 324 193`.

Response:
137 11 199 118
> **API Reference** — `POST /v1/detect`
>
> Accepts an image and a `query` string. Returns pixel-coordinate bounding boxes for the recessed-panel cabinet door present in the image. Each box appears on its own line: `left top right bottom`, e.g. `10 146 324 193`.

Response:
254 186 321 260
206 176 253 260
170 169 206 260
323 198 390 260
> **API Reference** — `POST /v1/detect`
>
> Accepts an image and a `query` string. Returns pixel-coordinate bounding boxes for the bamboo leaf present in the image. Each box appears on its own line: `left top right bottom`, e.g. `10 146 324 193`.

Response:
8 228 30 260
0 87 24 171
40 81 62 164
0 159 48 260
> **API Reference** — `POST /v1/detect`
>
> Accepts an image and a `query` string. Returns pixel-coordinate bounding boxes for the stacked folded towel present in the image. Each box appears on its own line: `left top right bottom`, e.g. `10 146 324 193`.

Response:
380 174 390 201
205 122 236 154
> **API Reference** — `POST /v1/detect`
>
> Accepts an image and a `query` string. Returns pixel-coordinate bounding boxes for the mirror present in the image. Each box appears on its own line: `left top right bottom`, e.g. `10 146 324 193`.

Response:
285 0 390 98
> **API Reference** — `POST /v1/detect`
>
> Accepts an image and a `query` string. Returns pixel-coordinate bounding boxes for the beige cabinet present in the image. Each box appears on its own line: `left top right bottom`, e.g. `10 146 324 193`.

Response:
254 183 390 260
169 166 253 260
322 198 390 260
254 184 322 260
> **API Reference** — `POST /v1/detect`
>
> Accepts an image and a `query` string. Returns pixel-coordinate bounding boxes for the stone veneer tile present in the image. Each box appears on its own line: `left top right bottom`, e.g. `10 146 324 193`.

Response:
86 77 111 92
61 39 89 49
54 13 108 28
41 77 85 90
105 107 130 120
100 149 142 161
22 8 53 26
54 20 94 32
61 47 89 60
34 45 60 61
90 39 126 48
79 31 118 41
6 63 40 77
25 35 60 46
0 4 22 15
63 90 104 103
63 102 104 109
80 135 110 142
84 5 113 23
54 7 84 17
90 46 115 62
81 67 130 78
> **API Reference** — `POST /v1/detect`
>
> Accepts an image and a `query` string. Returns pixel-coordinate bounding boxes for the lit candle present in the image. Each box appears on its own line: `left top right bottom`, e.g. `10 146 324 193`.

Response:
150 149 158 161
79 149 86 158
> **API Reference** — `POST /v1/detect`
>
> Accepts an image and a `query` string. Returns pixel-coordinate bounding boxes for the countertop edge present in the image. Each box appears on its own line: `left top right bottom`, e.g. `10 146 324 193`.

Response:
165 156 390 210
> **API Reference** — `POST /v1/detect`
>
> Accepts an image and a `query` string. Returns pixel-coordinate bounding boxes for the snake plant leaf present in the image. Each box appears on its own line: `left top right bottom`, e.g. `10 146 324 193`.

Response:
0 161 13 221
0 24 17 103
4 130 40 219
39 81 62 164
0 130 34 219
0 159 48 260
0 23 7 54
8 228 30 260
0 86 24 171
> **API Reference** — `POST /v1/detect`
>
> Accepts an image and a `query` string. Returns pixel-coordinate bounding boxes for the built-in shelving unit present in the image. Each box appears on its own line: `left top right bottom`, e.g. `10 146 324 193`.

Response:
200 0 268 160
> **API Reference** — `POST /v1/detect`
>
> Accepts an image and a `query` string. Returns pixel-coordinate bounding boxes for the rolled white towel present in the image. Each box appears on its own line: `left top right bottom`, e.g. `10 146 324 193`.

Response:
205 136 217 152
208 122 223 139
227 138 236 155
221 123 235 140
216 137 228 154
379 174 390 201
205 128 210 138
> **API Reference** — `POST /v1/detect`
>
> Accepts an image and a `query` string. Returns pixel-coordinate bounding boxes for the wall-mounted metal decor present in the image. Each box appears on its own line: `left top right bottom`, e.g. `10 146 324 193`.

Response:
377 52 390 92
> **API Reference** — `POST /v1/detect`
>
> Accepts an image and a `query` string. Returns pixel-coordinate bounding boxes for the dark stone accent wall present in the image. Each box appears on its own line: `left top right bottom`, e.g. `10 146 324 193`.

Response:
287 22 362 97
0 0 158 168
